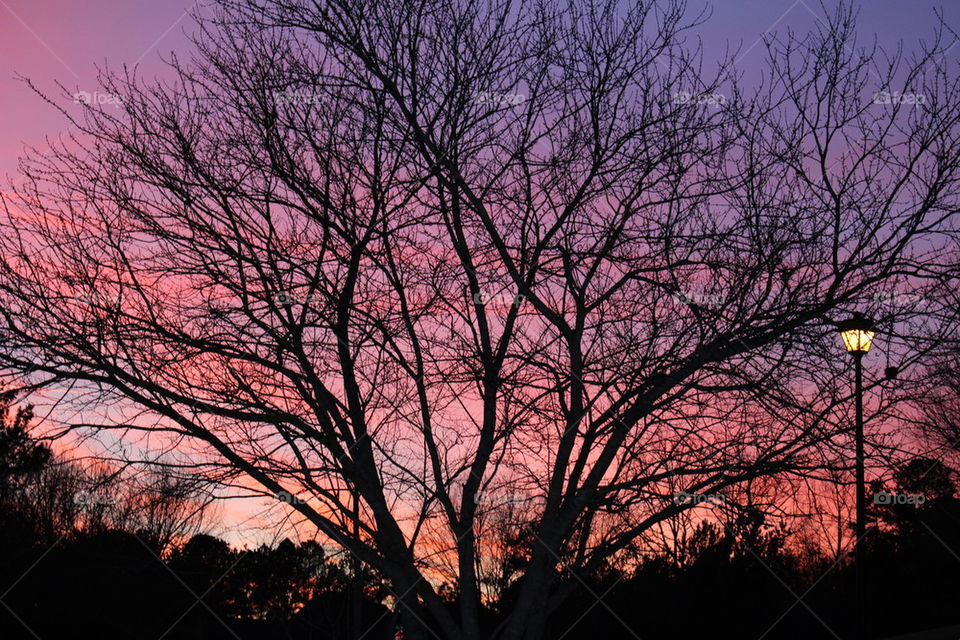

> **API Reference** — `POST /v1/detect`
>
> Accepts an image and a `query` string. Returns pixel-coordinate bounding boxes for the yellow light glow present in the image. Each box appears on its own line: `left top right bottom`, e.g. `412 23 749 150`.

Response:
840 328 875 353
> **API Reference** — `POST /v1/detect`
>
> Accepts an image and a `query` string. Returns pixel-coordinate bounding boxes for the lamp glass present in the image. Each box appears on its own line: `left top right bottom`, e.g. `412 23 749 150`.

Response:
840 328 875 353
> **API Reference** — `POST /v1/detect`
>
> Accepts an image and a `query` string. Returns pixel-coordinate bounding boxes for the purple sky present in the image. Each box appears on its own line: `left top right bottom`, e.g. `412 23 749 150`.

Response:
1 0 957 180
1 0 197 177
1 0 957 544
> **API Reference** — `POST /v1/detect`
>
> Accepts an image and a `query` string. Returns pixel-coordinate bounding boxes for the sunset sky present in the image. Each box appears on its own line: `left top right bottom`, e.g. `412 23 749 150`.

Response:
2 0 960 182
2 0 958 549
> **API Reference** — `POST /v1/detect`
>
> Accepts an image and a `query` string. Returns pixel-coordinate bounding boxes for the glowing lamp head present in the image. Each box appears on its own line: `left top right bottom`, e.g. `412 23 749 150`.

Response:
837 314 875 354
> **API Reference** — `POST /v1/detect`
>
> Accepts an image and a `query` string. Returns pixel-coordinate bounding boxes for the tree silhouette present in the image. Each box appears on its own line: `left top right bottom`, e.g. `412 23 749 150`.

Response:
0 390 48 503
2 1 960 638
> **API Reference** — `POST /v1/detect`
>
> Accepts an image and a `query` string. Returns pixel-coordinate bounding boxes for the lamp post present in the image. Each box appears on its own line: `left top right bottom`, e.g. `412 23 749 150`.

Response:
837 313 876 640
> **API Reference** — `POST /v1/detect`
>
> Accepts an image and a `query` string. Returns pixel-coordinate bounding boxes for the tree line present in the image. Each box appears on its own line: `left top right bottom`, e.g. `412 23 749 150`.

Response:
2 388 960 638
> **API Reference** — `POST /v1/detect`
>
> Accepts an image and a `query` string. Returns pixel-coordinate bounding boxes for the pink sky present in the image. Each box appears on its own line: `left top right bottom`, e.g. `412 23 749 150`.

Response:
2 0 957 546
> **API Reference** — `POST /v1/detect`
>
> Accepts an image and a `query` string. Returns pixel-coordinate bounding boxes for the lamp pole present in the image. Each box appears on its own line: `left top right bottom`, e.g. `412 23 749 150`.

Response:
853 349 866 640
836 313 875 640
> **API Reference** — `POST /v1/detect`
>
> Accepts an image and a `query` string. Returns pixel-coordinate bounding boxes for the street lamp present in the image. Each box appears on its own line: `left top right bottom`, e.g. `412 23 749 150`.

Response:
838 314 876 355
837 313 875 640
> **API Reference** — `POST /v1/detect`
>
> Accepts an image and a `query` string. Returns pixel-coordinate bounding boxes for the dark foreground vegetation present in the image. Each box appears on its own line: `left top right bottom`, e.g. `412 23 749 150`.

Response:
2 393 959 640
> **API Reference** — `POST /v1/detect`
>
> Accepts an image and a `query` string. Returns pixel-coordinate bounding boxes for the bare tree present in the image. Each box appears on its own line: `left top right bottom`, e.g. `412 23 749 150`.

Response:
1 390 213 549
909 340 960 462
99 464 215 552
2 1 960 638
